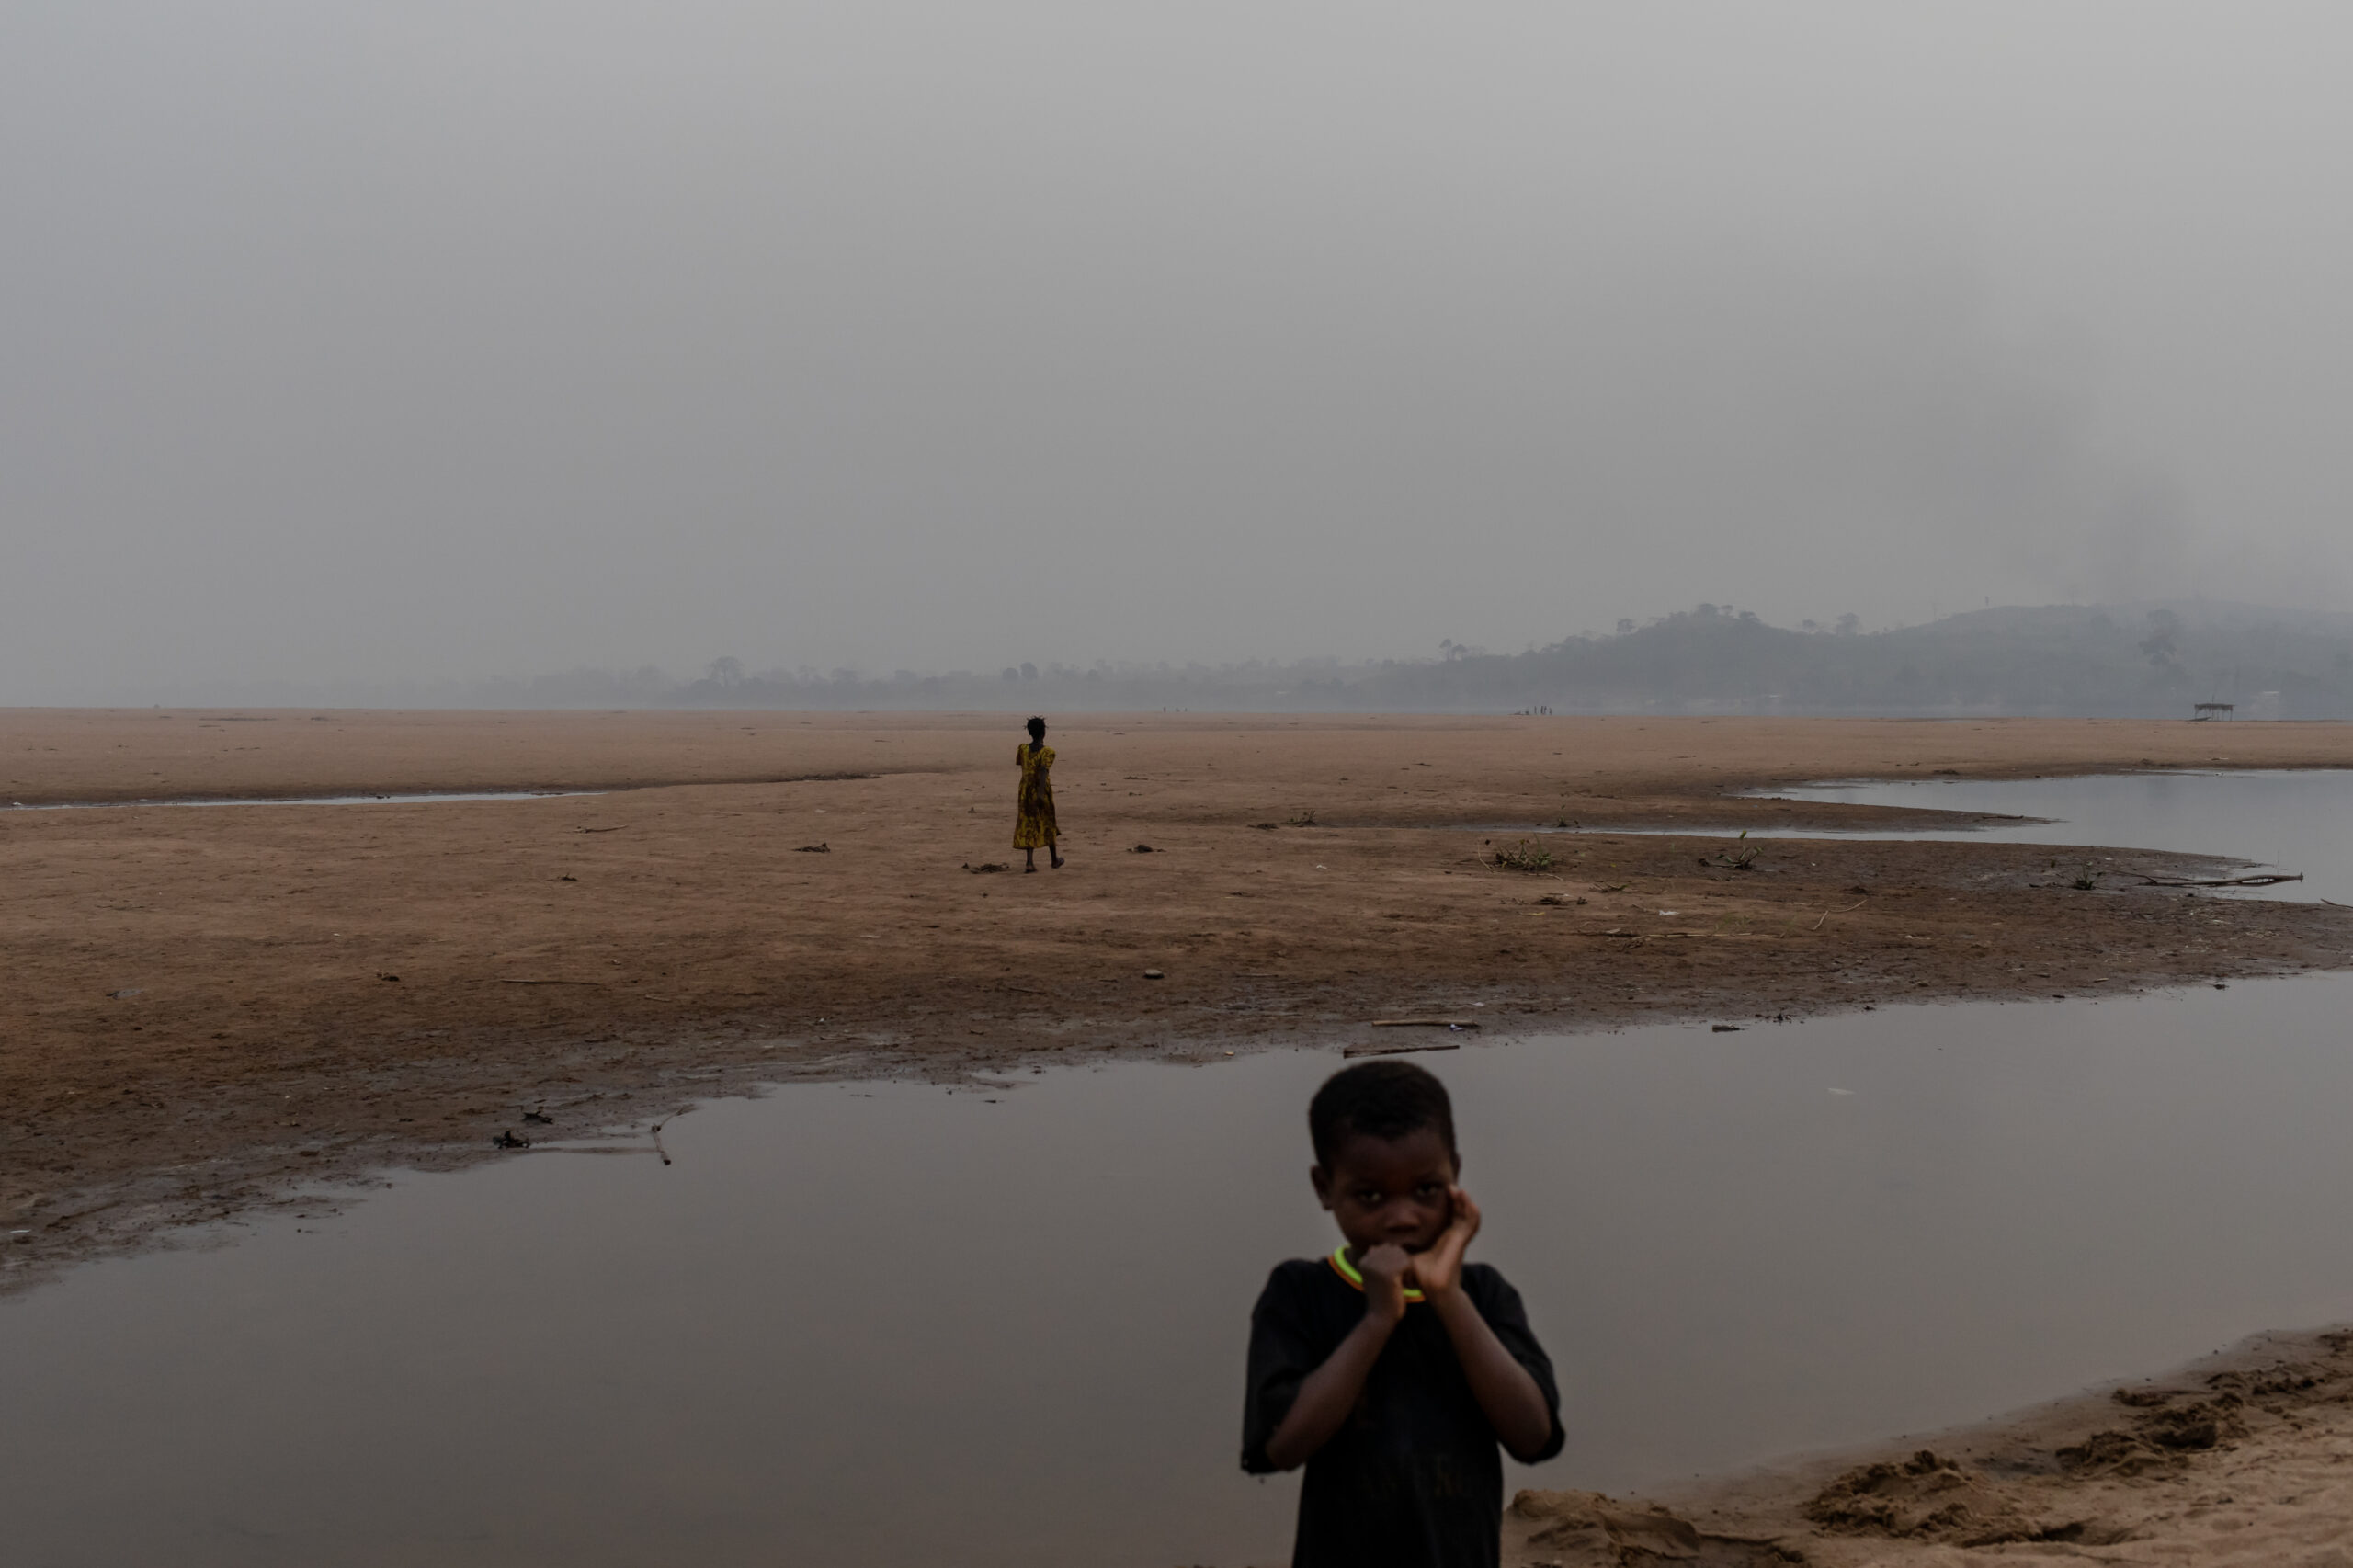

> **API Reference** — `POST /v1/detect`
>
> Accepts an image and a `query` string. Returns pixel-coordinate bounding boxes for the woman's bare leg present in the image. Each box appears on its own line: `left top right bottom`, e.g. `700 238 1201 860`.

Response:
1049 836 1063 869
1025 847 1037 872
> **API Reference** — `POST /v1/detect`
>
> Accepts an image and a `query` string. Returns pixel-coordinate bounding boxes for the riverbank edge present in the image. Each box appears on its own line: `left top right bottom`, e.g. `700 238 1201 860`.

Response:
9 848 2348 1301
1504 1320 2353 1566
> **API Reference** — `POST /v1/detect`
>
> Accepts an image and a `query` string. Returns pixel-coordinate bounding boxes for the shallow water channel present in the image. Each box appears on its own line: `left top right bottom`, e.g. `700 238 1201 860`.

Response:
9 773 2353 1566
1756 769 2350 902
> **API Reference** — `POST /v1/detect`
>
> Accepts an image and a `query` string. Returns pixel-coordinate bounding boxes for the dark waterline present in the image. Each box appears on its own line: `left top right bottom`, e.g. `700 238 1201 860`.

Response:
7 773 2353 1565
3 790 605 811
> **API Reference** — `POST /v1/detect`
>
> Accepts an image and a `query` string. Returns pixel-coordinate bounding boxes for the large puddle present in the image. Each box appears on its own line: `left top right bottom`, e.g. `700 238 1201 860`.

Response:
1756 769 2348 901
8 772 2353 1566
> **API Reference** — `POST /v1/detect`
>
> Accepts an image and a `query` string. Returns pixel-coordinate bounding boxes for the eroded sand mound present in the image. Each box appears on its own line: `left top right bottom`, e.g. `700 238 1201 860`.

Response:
1510 1488 1801 1563
1563 1328 2353 1568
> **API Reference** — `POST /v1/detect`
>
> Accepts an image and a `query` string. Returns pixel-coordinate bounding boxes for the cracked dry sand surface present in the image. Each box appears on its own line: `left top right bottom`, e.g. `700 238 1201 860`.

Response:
6 708 2353 1299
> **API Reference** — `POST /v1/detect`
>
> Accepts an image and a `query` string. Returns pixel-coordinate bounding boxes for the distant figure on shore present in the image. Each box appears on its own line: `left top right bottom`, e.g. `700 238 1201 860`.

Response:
1015 715 1063 872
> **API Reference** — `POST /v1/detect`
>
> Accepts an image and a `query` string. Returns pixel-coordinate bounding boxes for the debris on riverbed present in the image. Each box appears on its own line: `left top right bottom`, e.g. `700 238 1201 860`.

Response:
1707 832 1761 871
1370 1017 1481 1028
1491 839 1555 871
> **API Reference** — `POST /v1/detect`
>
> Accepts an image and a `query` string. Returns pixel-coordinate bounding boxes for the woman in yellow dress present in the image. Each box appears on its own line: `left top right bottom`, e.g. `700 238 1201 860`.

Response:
1014 715 1063 871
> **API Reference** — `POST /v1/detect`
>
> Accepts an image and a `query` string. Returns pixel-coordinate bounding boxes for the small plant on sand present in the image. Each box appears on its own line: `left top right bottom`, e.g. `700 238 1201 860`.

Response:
1709 831 1760 871
1492 838 1555 872
1286 809 1318 826
2071 864 2100 891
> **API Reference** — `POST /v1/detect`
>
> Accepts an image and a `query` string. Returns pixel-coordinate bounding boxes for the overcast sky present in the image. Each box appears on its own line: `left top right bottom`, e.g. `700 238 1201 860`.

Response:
6 4 2350 699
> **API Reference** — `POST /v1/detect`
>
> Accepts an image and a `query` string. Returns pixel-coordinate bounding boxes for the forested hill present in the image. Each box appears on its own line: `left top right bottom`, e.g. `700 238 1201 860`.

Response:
1327 601 2353 719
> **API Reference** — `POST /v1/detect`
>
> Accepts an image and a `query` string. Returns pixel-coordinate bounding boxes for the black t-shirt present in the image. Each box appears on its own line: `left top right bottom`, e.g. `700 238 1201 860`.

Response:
1241 1256 1563 1568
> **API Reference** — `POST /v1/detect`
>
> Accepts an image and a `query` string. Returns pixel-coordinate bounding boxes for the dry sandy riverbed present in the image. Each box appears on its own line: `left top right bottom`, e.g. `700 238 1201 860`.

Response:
9 710 2353 1564
8 710 2353 1278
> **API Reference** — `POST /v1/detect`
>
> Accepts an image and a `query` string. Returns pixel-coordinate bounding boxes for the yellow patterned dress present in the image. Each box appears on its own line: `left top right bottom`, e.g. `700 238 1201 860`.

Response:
1013 742 1059 849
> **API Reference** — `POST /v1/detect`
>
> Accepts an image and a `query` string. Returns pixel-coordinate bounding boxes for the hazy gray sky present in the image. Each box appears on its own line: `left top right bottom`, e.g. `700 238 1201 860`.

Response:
6 4 2350 699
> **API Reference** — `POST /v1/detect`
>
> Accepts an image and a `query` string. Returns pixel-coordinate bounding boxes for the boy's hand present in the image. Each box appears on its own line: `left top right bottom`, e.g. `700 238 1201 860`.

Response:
1406 1187 1482 1299
1357 1243 1413 1324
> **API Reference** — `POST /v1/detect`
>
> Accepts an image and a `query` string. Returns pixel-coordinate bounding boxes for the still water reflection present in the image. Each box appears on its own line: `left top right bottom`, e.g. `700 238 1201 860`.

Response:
14 983 2353 1566
1759 769 2351 902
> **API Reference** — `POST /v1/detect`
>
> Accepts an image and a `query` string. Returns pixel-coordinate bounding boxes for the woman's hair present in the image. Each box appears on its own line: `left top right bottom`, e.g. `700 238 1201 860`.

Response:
1309 1060 1457 1167
1026 715 1047 741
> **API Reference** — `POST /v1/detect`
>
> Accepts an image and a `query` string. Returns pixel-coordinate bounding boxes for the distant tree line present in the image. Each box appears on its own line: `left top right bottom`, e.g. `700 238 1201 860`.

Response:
150 601 2353 717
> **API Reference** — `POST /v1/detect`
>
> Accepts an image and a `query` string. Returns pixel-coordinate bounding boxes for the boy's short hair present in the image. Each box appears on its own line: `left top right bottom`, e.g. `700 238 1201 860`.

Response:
1309 1060 1457 1167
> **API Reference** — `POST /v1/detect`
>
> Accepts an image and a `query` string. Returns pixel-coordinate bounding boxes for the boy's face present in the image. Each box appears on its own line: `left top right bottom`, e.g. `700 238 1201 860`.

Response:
1310 1124 1461 1256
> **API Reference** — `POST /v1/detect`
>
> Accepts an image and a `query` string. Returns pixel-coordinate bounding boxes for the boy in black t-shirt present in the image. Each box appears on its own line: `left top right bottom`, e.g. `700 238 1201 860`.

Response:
1242 1061 1563 1568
